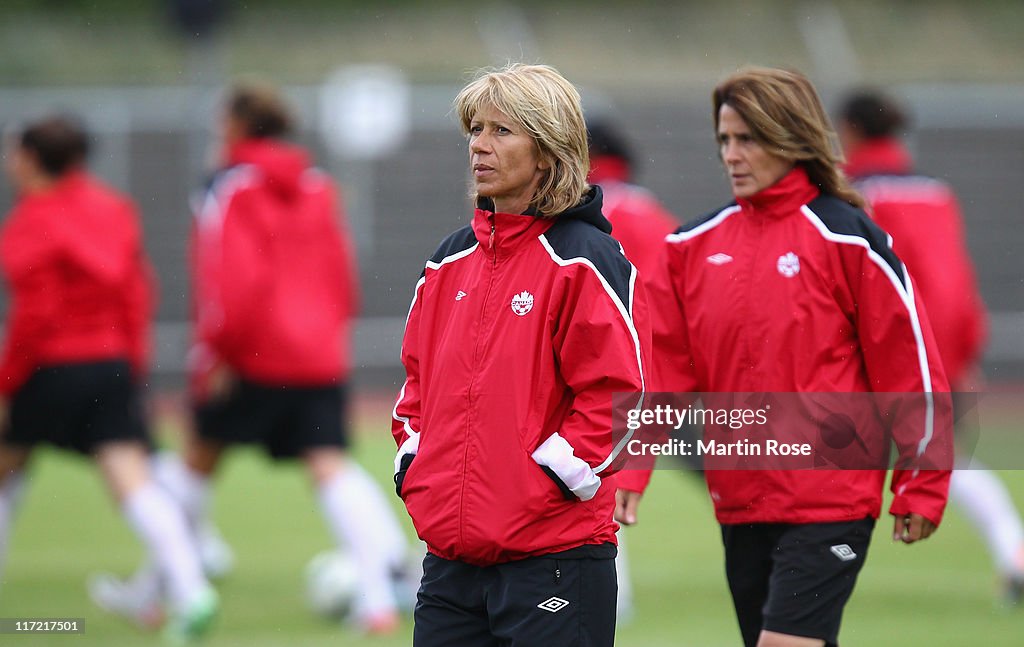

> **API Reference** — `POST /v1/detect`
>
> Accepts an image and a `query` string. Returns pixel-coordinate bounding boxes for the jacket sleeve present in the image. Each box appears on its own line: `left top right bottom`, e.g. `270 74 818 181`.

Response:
940 192 987 386
190 170 262 380
391 273 426 474
122 201 157 381
841 226 953 526
535 254 651 501
615 234 699 494
331 184 361 321
650 235 701 394
0 211 59 396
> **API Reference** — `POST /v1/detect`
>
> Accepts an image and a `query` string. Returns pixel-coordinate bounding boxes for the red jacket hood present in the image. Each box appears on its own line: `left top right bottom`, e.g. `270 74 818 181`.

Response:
227 139 310 200
843 137 913 178
10 171 137 284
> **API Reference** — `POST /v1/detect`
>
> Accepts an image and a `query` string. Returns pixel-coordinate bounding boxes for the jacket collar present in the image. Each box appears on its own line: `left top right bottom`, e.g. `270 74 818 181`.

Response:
471 186 608 257
737 166 820 219
843 137 913 178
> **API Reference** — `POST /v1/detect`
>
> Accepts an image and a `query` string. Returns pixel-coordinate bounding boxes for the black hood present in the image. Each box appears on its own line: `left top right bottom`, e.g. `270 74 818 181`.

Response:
558 186 611 234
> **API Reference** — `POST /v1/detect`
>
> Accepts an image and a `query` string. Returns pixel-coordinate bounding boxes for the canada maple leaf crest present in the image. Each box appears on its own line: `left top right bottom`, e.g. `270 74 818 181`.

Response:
776 252 800 278
510 290 535 316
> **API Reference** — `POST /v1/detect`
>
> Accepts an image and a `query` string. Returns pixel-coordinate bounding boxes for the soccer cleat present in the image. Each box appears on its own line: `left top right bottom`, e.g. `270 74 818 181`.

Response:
163 586 219 645
87 572 164 631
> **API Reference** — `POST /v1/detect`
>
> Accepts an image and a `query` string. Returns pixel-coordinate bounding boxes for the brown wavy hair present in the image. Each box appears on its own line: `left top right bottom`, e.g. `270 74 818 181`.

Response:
713 67 864 208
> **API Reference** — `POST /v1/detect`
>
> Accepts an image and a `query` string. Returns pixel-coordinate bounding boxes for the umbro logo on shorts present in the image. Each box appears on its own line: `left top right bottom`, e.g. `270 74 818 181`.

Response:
830 543 857 561
537 596 570 613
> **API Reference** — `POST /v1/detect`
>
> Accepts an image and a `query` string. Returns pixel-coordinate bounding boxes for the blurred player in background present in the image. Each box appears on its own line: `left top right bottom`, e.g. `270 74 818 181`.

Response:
587 118 680 621
586 119 680 279
838 88 1024 606
93 80 411 634
0 115 218 643
643 67 953 647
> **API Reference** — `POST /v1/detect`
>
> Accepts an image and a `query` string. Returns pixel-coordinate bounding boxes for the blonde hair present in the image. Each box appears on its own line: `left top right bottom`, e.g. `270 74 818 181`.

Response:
712 67 864 208
454 63 590 217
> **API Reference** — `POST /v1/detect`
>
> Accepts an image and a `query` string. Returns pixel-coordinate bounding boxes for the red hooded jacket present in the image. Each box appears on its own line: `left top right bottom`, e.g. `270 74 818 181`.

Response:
392 188 650 565
0 171 154 395
190 139 359 393
845 138 987 386
649 167 952 526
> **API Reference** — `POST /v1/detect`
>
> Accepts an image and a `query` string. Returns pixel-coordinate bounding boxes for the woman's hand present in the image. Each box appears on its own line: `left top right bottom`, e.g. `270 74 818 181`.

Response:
615 489 643 526
893 512 937 543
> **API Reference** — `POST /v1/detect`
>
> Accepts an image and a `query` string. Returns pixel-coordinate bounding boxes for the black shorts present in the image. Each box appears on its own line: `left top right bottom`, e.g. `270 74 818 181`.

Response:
193 378 349 459
721 517 875 647
414 544 617 647
3 360 150 456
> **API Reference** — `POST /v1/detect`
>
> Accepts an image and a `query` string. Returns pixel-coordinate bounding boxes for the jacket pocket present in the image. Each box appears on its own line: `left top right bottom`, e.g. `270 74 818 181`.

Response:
394 452 415 498
539 464 576 502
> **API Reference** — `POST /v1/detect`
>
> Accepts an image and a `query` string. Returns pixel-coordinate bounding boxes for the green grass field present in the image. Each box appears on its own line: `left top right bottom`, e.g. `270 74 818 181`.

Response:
2 398 1024 646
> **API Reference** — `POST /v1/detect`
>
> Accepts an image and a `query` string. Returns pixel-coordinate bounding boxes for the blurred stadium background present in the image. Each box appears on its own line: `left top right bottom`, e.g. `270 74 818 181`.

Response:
1 1 1023 645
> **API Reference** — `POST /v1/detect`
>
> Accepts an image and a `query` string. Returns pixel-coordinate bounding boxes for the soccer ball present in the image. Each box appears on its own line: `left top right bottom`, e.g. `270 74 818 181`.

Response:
305 550 360 619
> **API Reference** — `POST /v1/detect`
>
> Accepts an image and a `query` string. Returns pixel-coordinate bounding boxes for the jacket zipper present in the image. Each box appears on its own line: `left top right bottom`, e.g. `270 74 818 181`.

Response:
459 217 498 554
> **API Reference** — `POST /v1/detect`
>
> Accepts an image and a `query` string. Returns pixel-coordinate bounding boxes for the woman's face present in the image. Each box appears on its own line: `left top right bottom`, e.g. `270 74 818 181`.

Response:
717 103 794 199
468 104 549 215
2 140 37 193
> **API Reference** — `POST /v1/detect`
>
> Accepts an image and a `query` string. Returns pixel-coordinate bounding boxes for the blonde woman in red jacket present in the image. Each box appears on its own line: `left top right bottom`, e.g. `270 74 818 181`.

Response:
0 116 217 642
393 64 651 647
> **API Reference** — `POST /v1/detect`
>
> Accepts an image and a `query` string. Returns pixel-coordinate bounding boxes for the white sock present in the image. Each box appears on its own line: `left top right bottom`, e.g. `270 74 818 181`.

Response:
317 464 407 618
0 471 27 586
950 469 1024 575
152 452 211 529
122 482 208 611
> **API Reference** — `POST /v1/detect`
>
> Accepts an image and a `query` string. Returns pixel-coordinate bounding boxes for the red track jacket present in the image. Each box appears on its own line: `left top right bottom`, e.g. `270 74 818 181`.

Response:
190 139 358 393
845 138 987 386
0 171 154 395
392 188 650 565
650 167 952 525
